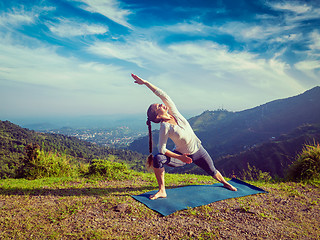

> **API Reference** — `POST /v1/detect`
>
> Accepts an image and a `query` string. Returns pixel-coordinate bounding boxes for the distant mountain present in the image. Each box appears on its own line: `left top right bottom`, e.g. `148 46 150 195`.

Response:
128 86 320 177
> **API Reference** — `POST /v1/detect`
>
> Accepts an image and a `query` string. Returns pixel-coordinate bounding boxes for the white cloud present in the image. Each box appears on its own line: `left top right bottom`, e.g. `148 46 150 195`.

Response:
71 0 133 29
270 33 302 43
162 21 210 35
0 37 125 90
87 40 169 68
0 5 55 27
218 21 293 42
0 35 135 116
270 2 311 14
268 1 320 23
295 61 320 70
167 41 299 89
295 60 320 80
87 36 306 111
217 2 319 45
0 8 36 27
47 18 108 37
310 30 320 51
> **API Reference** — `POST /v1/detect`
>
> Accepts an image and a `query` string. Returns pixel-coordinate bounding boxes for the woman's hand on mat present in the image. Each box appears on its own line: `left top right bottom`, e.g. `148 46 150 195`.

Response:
131 73 146 85
180 154 192 164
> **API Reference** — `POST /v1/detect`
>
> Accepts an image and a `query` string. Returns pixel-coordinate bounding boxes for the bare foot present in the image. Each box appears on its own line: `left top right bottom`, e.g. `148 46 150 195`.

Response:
224 183 237 191
149 190 167 200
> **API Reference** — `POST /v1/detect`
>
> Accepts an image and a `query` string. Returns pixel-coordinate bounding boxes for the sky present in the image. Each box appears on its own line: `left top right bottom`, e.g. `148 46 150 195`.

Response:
1 0 320 122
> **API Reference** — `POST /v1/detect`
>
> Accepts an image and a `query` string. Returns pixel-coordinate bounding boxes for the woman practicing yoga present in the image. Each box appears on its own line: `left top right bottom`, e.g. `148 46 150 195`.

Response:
131 74 237 200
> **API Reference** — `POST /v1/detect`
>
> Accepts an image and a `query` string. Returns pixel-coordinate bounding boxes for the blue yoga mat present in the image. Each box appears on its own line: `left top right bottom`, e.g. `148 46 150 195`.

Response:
132 178 267 216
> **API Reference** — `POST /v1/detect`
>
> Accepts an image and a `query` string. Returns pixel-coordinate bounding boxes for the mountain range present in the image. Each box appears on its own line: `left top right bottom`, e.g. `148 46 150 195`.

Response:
1 86 320 178
128 86 320 177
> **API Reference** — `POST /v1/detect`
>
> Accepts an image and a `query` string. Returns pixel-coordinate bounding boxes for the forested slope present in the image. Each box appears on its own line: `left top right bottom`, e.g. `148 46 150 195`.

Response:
0 120 146 178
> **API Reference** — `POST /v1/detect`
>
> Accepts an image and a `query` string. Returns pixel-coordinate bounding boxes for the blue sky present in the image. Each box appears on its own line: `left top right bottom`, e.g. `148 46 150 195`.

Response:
1 0 320 120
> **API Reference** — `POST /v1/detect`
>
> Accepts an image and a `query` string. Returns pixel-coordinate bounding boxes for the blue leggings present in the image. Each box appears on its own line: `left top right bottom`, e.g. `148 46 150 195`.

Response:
153 145 218 177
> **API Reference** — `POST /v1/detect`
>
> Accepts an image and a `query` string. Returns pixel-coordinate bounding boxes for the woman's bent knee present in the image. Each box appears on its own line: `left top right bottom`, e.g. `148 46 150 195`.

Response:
153 153 168 168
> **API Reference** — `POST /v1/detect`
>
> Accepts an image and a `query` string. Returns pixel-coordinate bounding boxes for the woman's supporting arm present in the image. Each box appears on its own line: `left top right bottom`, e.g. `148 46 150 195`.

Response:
164 150 193 164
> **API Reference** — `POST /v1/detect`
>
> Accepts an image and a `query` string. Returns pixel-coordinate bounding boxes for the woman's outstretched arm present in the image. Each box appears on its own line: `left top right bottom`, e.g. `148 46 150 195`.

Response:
131 73 158 93
132 73 192 164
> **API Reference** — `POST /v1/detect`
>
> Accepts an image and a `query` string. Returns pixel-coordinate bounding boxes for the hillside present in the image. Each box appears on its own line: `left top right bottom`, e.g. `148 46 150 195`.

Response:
216 123 320 178
0 120 146 178
129 86 320 177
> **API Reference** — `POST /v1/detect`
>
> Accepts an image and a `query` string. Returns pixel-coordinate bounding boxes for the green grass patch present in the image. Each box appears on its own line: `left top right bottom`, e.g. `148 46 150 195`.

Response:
87 159 136 180
286 141 320 182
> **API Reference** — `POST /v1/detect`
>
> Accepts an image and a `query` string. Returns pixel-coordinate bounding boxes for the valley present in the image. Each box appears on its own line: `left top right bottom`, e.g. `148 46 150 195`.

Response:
42 126 146 148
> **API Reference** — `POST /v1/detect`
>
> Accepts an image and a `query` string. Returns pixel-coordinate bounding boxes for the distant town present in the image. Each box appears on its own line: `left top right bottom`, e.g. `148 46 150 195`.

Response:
42 126 146 148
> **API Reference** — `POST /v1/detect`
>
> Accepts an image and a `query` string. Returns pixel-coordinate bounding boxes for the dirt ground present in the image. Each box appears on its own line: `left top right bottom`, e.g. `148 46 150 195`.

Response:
0 180 319 239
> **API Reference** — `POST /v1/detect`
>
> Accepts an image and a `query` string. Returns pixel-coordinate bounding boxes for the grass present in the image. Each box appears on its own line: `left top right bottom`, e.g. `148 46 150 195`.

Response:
1 172 320 240
286 141 320 181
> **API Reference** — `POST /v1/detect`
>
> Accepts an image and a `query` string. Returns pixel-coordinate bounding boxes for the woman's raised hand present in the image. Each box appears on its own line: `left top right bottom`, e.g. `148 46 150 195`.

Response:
131 73 146 85
131 73 158 93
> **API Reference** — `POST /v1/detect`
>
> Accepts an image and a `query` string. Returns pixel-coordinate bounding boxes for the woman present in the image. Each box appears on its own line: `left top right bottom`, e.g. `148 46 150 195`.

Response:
131 73 237 200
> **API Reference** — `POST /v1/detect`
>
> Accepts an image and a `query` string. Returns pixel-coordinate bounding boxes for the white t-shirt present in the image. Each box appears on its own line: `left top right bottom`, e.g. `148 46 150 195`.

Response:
154 88 202 155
